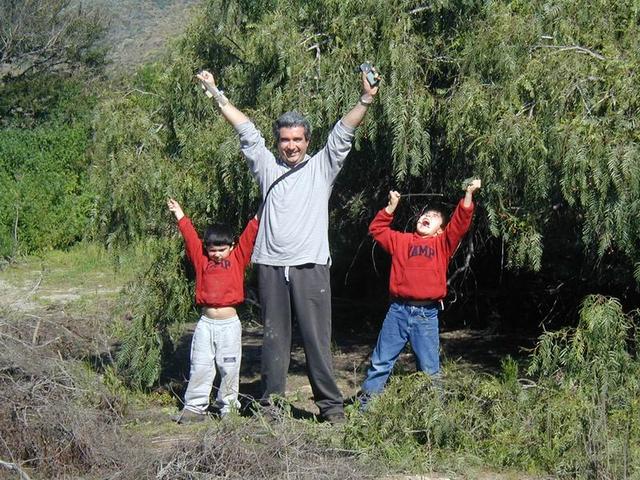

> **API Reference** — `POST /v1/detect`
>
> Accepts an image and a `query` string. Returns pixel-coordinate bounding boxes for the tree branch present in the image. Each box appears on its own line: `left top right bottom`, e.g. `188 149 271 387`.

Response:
532 44 605 61
0 459 32 480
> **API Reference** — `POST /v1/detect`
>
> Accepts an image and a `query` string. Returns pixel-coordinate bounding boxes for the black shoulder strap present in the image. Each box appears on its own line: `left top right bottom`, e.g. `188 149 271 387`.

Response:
257 160 309 219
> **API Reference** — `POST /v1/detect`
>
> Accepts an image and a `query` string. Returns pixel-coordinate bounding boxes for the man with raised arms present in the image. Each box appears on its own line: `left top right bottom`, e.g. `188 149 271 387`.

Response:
197 66 379 423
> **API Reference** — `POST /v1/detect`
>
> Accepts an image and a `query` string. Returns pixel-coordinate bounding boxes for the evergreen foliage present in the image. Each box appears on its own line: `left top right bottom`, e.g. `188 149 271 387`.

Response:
89 0 640 385
91 0 639 271
445 0 640 270
345 296 640 478
0 1 106 258
0 119 93 257
0 0 107 81
114 238 194 389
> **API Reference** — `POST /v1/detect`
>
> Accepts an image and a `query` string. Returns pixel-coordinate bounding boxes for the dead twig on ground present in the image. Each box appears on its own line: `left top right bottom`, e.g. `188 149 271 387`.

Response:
0 459 32 480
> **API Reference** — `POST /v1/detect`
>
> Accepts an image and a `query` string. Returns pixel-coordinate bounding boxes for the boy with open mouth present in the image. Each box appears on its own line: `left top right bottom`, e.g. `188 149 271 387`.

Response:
359 178 482 409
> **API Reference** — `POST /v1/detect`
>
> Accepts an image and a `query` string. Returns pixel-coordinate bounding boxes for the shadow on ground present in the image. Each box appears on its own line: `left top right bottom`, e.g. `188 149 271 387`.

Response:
157 297 537 417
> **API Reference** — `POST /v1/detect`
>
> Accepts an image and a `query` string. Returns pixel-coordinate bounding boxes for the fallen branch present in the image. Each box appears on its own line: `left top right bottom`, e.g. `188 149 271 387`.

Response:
32 319 41 345
12 204 19 260
448 234 474 285
532 44 605 61
409 5 430 14
0 459 32 480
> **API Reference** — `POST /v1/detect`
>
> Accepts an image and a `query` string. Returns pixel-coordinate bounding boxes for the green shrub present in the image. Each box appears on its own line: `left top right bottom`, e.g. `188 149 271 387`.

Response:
0 121 93 258
91 0 640 388
114 238 195 389
345 296 640 478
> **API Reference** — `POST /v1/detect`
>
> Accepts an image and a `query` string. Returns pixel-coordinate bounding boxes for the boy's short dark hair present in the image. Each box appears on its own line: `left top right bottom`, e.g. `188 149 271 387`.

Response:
419 206 449 227
203 223 234 247
273 111 311 142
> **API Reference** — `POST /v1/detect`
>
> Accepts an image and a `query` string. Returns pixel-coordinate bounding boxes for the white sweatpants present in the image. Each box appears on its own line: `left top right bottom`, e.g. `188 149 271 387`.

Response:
183 315 242 415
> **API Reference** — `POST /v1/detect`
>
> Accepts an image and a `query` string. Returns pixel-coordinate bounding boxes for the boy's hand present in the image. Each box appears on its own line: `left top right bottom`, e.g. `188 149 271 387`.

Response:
167 198 185 221
385 190 401 214
466 178 482 194
195 70 218 98
462 179 481 208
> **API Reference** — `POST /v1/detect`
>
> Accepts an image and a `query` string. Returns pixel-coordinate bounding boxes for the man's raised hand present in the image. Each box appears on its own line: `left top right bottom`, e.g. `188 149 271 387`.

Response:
361 66 380 99
195 70 217 98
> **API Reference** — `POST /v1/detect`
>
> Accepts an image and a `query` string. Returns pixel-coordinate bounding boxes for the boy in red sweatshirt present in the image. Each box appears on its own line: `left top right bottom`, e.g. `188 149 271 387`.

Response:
167 198 258 423
360 179 481 408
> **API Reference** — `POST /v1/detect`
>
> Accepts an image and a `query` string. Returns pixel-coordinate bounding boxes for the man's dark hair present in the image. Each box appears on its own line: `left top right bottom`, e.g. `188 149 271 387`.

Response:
272 111 311 142
203 223 234 247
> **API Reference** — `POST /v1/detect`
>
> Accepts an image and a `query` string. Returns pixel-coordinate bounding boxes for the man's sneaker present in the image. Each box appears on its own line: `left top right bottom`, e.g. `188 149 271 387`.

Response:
171 409 207 424
321 411 346 425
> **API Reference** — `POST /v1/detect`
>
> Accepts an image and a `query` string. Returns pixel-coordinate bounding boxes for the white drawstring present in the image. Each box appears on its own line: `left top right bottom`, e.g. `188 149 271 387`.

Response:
284 266 290 283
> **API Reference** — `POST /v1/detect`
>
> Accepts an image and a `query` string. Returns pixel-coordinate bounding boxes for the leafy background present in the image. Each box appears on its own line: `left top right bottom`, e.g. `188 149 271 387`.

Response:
2 0 639 386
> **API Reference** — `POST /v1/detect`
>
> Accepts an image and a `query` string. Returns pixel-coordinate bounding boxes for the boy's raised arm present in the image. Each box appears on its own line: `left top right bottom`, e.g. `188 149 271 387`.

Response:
369 191 401 255
234 215 259 267
196 70 249 128
168 198 205 269
444 179 481 255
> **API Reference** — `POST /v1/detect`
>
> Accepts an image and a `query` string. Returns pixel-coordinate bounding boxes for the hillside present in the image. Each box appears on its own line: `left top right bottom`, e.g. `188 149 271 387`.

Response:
89 0 203 73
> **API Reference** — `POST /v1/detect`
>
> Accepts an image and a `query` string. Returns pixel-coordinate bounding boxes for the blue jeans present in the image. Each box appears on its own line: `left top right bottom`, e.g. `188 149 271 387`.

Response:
361 302 440 395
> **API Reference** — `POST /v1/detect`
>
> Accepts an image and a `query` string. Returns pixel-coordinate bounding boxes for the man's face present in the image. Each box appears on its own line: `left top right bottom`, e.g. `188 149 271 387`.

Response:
416 210 444 237
206 244 232 263
277 126 309 166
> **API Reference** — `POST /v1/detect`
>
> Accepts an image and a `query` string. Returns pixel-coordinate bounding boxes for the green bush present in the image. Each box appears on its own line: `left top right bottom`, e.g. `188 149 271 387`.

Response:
0 121 93 258
90 0 640 273
90 0 639 387
345 296 640 478
114 238 195 389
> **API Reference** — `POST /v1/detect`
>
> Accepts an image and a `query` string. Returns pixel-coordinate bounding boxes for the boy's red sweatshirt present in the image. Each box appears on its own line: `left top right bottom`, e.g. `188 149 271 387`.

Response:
177 216 258 307
369 199 474 301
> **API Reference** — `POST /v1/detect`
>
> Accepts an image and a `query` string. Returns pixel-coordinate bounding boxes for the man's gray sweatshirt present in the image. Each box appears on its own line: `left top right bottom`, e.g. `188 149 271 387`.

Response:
236 120 356 266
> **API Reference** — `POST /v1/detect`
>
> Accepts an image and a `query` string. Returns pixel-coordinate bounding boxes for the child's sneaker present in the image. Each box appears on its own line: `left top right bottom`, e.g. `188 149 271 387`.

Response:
171 409 207 424
356 391 372 412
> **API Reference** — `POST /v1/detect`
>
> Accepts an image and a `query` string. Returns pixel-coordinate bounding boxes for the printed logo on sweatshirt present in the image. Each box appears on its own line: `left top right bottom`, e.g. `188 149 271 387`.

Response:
208 259 232 270
408 244 436 259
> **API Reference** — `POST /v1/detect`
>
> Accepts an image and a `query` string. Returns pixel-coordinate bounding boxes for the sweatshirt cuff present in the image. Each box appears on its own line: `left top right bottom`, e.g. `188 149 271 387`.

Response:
337 120 356 136
177 216 190 228
458 198 474 211
378 208 394 218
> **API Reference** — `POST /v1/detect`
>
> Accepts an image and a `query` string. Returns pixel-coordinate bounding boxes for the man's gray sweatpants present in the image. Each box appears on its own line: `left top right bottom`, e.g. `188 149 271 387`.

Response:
257 263 344 416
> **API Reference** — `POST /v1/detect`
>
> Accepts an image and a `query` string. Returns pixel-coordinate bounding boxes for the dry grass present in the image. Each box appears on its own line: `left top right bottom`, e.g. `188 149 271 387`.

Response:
0 306 141 479
154 417 374 480
0 304 377 479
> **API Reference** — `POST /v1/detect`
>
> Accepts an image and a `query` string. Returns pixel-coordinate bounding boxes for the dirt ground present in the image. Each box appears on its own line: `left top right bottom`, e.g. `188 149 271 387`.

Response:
0 257 533 419
0 255 546 480
163 316 536 419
